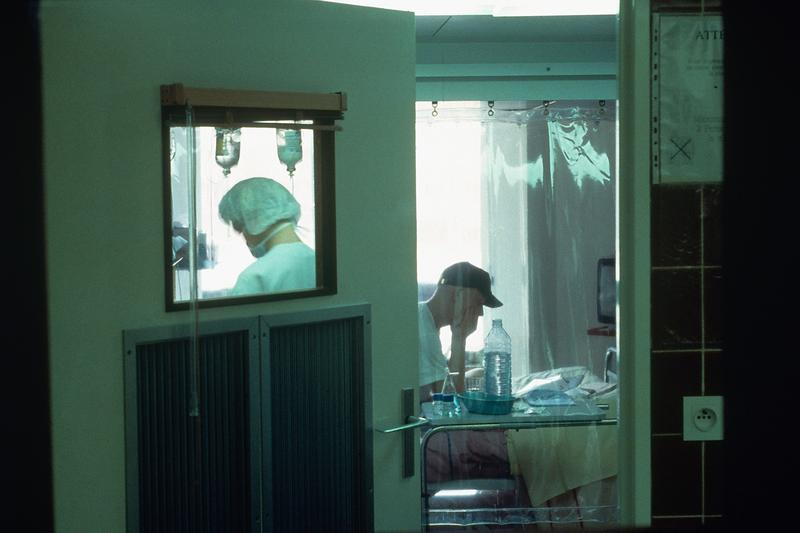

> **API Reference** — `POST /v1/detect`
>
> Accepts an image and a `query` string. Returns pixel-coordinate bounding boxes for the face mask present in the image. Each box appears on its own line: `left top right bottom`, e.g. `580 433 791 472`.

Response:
247 236 271 258
247 221 294 258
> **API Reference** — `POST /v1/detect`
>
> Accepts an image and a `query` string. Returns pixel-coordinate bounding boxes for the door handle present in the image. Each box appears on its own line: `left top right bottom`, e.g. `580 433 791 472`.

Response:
374 388 425 477
377 415 430 434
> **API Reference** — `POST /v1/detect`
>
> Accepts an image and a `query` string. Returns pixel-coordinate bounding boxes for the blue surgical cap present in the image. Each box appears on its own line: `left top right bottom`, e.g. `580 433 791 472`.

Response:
218 177 300 235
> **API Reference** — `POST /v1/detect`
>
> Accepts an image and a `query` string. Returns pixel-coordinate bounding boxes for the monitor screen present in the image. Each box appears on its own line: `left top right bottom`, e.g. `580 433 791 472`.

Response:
597 257 616 325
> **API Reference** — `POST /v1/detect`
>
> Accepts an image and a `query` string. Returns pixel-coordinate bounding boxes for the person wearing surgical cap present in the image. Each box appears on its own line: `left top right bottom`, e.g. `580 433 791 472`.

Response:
218 177 315 295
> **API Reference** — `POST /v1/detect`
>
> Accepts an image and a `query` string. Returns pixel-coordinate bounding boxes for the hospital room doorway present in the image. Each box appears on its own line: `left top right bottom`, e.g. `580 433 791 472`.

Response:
414 99 620 530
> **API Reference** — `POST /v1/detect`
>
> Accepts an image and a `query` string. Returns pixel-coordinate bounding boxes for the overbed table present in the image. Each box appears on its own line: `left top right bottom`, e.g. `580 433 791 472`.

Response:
419 398 618 530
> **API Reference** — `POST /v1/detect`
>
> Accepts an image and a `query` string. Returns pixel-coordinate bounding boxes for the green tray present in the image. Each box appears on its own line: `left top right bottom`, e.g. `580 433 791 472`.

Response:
457 391 515 415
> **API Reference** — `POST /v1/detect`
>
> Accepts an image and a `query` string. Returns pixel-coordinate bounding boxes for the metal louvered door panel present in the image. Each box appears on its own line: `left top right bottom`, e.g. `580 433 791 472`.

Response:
124 307 371 533
263 305 372 533
124 319 260 533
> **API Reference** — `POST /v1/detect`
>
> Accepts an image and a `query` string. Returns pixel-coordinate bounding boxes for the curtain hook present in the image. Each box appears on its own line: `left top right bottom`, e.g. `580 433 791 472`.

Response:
488 100 495 117
431 101 439 117
543 100 550 116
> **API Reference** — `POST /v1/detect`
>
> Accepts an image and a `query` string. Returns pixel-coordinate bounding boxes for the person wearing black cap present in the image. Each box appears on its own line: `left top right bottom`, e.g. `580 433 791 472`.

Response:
419 261 503 402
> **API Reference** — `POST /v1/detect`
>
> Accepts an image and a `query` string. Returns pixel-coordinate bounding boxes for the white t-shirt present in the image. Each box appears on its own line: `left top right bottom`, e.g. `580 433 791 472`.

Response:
419 302 448 387
231 242 315 296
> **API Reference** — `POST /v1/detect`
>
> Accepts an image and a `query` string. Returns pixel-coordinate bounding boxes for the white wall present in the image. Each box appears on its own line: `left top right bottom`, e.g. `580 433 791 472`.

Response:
41 1 417 531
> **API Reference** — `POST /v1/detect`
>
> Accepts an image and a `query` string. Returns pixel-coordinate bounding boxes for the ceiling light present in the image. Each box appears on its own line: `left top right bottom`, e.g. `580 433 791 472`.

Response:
317 1 618 16
492 0 618 16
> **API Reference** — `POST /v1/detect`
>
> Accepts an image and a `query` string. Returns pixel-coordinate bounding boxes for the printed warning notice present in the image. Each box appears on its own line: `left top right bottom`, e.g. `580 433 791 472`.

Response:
656 15 723 182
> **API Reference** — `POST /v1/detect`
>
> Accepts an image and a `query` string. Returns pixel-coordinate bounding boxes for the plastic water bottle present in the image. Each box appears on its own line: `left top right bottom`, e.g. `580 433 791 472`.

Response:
484 319 512 397
441 372 461 417
441 394 456 417
431 393 446 417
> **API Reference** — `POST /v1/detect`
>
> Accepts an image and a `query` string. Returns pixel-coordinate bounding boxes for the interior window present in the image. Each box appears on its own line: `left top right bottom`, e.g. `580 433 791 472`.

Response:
169 124 317 301
161 84 344 310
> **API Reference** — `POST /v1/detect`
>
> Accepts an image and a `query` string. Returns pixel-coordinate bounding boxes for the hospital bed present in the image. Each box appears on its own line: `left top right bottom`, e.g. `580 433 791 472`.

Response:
422 364 619 530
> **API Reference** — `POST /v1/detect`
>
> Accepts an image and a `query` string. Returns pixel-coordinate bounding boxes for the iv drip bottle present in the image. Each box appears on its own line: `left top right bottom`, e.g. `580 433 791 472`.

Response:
276 129 303 176
483 319 512 397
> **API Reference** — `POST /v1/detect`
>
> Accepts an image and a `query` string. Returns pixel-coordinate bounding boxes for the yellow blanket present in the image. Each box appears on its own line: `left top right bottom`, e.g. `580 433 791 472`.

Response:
507 398 618 506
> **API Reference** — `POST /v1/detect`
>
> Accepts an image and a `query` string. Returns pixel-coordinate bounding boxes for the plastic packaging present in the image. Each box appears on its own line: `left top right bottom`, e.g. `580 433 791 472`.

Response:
484 319 512 397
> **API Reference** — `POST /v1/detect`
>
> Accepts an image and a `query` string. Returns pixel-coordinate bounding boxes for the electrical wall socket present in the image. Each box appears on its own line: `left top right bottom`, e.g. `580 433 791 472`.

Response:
683 396 723 441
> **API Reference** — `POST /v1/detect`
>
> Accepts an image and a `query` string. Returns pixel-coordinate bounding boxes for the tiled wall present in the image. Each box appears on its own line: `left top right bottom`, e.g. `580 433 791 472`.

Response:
650 184 723 528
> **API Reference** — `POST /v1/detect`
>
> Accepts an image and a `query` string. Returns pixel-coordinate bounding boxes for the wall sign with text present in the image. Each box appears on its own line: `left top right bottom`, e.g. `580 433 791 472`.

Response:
653 14 723 183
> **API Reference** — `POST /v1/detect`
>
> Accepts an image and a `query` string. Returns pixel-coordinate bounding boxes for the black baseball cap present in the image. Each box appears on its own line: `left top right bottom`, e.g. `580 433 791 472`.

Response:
438 261 503 308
